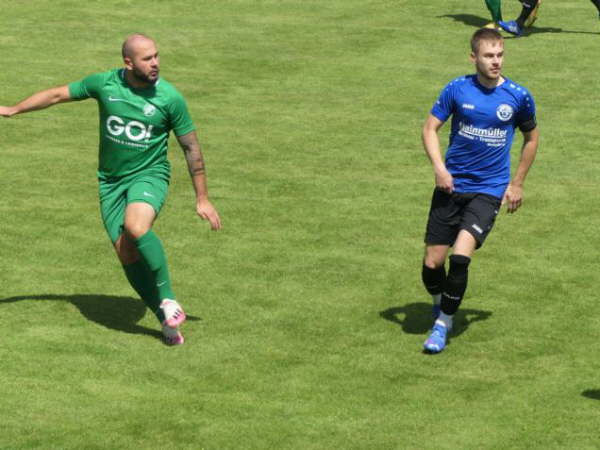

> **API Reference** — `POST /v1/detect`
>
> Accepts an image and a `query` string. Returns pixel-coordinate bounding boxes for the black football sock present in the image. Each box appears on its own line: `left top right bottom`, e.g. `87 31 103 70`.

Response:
422 264 446 296
591 0 600 15
517 0 539 27
440 255 471 316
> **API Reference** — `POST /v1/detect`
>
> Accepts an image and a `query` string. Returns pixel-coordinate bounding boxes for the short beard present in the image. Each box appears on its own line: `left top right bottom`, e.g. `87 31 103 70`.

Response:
132 67 158 85
476 64 501 83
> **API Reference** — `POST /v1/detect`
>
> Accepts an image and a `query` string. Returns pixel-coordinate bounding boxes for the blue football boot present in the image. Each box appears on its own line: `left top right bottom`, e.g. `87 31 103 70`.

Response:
423 323 448 354
498 20 522 36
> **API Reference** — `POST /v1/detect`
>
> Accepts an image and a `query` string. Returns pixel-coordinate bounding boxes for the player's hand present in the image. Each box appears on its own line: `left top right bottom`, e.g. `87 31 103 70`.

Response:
196 198 222 230
502 184 523 213
0 106 17 118
435 168 454 193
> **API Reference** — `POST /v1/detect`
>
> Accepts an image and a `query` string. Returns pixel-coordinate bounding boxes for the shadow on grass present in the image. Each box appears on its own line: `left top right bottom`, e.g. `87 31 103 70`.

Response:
437 14 598 35
517 26 599 36
379 302 492 338
437 13 490 29
582 389 600 400
0 294 201 342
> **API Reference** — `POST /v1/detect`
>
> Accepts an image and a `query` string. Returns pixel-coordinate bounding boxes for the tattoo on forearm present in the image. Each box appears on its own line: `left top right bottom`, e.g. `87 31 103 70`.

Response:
182 144 205 176
178 133 207 177
191 156 205 176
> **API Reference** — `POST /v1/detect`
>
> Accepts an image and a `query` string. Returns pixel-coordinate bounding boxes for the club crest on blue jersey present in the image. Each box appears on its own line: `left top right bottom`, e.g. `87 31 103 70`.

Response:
496 104 513 121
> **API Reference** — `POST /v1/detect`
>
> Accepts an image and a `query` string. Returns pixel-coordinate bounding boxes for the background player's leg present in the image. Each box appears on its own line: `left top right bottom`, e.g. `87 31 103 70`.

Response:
523 0 541 27
516 0 540 28
499 0 539 35
590 0 600 16
484 0 503 24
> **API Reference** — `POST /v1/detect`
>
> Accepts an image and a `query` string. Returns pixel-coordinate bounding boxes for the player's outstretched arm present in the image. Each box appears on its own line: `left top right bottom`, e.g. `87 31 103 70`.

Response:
422 114 454 193
0 85 72 118
176 131 222 230
503 127 539 213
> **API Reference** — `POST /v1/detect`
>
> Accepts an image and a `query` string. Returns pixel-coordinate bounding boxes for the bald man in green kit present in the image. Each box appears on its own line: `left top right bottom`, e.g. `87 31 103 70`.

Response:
0 34 221 346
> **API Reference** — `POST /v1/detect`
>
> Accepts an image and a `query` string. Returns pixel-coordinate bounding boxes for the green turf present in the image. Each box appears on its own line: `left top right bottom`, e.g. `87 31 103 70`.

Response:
1 0 599 448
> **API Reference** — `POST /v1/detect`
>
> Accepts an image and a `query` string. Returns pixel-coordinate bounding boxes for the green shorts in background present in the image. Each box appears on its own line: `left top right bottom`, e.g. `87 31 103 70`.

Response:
99 169 170 243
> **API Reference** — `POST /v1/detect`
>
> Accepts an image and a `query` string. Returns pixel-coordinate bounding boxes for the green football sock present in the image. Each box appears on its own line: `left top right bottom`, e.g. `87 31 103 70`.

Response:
122 260 165 323
485 0 503 22
134 230 176 302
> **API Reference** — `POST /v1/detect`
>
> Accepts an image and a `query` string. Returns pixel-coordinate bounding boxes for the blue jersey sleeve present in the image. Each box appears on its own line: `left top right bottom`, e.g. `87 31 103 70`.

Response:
515 89 536 132
430 81 456 122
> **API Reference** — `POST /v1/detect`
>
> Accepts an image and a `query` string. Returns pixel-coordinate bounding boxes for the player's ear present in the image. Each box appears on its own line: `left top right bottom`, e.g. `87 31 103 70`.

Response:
123 56 134 70
469 51 476 63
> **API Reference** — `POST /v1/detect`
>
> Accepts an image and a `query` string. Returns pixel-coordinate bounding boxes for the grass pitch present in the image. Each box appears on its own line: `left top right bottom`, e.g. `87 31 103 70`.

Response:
1 1 599 448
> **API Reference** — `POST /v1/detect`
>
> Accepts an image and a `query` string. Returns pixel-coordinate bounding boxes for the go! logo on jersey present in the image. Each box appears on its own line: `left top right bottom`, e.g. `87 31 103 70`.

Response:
106 115 153 141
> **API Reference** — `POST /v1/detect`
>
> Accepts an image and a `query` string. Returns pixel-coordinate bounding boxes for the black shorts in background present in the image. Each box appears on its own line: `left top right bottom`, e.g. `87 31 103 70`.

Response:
424 188 502 248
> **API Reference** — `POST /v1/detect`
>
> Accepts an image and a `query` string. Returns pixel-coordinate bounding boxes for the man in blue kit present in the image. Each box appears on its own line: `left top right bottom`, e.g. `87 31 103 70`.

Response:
420 28 539 354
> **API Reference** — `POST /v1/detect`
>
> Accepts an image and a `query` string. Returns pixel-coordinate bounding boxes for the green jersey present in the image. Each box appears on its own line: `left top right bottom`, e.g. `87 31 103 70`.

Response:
68 69 195 179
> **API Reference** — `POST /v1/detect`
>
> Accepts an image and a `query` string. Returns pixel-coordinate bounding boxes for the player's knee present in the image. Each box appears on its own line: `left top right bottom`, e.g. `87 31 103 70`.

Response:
423 251 446 269
423 258 442 270
123 221 151 240
424 244 450 269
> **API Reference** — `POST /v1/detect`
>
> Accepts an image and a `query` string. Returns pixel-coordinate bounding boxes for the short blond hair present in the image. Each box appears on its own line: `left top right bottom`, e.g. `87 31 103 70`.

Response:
470 28 503 53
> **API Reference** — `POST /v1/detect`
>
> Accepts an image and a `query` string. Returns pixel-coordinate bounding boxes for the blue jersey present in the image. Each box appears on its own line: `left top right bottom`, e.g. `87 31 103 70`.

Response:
431 74 536 199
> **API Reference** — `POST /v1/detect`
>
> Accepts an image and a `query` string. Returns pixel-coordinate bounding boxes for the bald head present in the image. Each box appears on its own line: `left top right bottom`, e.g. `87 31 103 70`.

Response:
122 33 156 59
121 33 160 87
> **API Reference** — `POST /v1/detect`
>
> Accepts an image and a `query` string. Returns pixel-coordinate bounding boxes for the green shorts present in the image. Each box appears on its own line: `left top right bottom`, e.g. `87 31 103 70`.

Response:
99 170 169 243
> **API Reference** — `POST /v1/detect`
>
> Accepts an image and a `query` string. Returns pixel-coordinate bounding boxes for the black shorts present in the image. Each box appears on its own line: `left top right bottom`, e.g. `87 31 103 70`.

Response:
424 189 501 249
